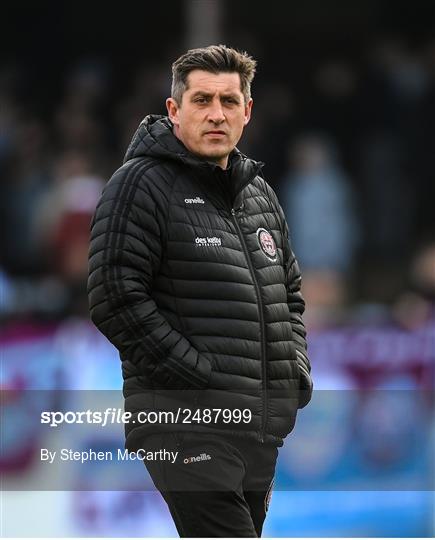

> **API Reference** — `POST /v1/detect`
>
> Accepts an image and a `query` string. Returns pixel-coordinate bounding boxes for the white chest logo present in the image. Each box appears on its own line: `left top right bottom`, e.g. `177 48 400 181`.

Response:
196 236 222 247
185 197 204 204
257 228 277 261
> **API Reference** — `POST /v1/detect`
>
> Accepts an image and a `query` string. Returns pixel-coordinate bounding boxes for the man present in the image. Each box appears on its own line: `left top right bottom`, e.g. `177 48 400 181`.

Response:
88 45 313 537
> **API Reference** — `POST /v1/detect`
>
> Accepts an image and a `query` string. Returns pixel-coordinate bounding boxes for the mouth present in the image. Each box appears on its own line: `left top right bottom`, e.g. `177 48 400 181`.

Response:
204 130 226 136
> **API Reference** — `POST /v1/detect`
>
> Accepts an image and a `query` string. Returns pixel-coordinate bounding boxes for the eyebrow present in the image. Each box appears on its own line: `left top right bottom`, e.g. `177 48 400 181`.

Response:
190 91 241 101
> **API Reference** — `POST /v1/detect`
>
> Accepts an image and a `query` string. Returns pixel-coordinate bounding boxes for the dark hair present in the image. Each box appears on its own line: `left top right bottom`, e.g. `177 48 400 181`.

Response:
171 44 257 105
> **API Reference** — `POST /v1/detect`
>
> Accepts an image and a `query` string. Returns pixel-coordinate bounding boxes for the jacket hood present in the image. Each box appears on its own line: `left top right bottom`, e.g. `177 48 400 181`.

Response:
124 114 188 165
123 115 263 199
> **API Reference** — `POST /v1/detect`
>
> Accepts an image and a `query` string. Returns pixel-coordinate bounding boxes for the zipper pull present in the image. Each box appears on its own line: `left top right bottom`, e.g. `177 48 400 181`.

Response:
231 202 244 215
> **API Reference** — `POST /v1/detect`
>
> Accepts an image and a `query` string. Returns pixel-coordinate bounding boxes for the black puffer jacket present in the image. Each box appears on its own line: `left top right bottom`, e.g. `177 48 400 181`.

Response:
88 115 312 451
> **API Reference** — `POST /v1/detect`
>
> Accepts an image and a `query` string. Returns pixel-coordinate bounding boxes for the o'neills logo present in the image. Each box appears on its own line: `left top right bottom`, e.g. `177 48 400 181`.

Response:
183 453 211 464
185 197 205 204
257 228 277 261
195 236 222 247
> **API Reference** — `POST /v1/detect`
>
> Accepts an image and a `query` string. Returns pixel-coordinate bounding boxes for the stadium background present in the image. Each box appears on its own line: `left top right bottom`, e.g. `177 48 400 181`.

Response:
1 0 434 537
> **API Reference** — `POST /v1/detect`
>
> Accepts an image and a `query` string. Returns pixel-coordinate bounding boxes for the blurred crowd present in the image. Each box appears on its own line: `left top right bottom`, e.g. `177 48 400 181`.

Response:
1 35 435 328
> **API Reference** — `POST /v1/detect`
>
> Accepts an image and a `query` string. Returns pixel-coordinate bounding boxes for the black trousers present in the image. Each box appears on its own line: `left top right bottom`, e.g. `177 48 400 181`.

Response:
143 431 278 537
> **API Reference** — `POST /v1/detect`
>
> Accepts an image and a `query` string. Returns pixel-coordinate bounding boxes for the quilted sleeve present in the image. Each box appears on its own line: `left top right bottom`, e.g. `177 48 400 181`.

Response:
87 160 212 390
285 244 313 408
263 180 313 408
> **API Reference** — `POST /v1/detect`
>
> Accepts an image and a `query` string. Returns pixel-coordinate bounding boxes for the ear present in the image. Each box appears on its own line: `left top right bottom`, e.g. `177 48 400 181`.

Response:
166 97 180 126
244 98 253 126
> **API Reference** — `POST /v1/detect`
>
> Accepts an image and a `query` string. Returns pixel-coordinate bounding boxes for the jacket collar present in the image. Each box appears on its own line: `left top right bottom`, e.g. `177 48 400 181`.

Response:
181 149 264 210
124 115 264 210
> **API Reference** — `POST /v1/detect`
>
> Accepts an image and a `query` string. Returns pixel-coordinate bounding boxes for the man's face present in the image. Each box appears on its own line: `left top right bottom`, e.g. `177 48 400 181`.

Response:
166 69 253 169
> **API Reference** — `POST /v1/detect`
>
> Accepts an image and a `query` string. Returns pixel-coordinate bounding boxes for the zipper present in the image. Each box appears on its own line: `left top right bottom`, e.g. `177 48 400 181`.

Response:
230 207 268 443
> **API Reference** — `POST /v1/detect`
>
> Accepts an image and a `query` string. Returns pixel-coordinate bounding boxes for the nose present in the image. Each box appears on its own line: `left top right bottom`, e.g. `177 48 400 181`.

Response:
207 99 225 124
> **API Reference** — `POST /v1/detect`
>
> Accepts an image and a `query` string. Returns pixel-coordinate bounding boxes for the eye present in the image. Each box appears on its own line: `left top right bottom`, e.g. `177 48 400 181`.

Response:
194 96 208 104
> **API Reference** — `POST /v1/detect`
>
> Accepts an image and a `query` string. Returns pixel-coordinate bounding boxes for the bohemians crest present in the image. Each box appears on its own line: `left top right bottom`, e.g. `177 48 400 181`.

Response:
256 228 277 262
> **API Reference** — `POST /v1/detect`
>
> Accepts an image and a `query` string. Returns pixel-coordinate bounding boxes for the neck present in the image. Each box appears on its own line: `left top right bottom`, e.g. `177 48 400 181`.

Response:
172 125 228 169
